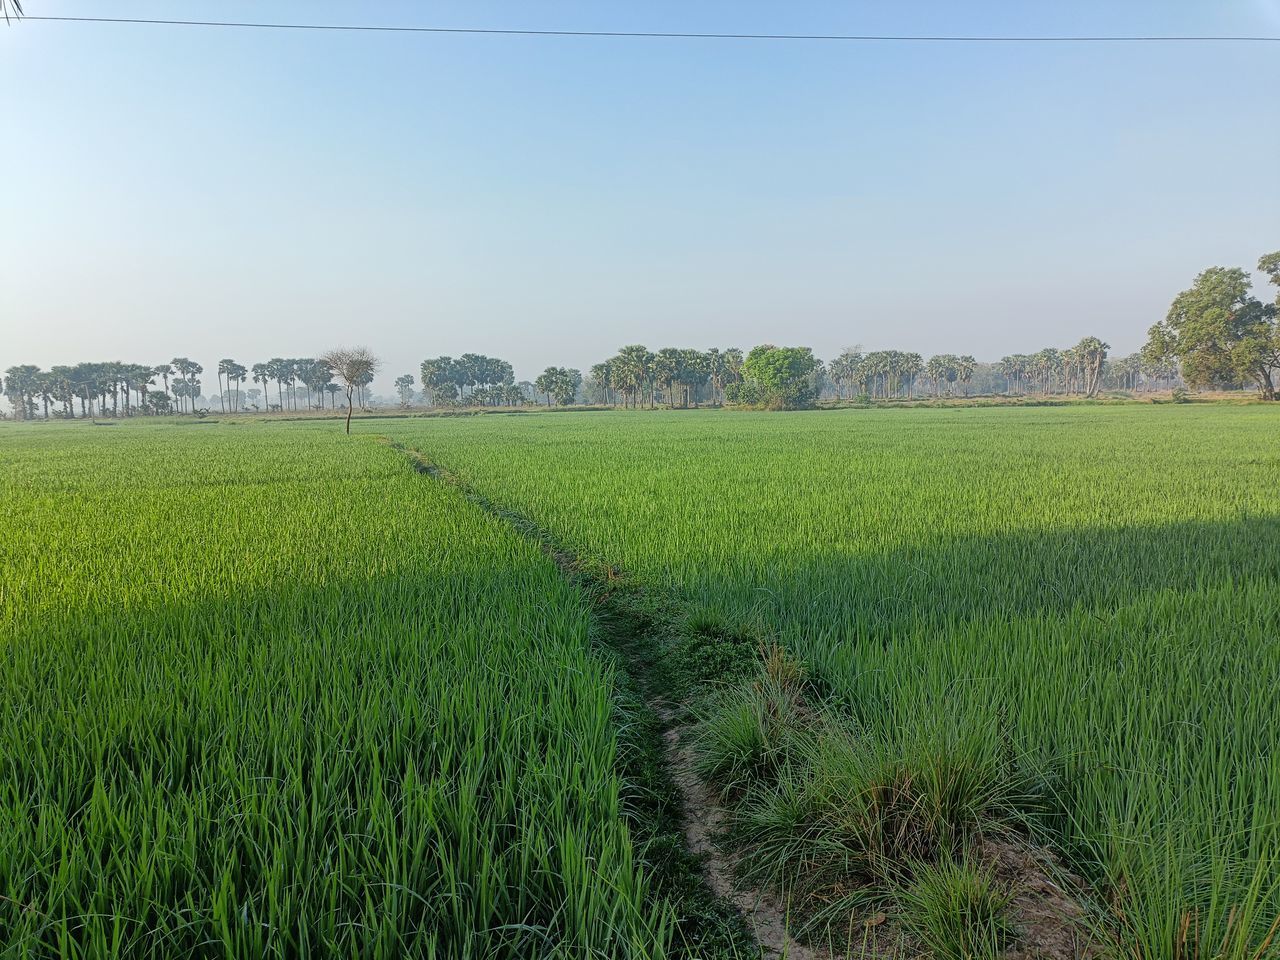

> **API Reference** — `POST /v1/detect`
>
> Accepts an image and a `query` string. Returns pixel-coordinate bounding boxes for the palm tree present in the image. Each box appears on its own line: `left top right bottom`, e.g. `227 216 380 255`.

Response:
4 365 41 419
265 358 289 411
34 370 54 419
251 363 271 410
901 353 923 399
1075 336 1110 398
393 374 415 407
227 362 248 411
171 358 203 413
49 366 75 418
356 370 374 408
216 359 239 413
589 362 613 406
678 348 708 407
651 348 681 407
152 364 174 413
612 344 651 409
957 356 976 396
123 364 155 415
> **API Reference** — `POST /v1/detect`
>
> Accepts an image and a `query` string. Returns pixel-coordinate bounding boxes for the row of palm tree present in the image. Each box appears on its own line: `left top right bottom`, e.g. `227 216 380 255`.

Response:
1 357 369 419
2 361 178 419
585 346 745 408
997 337 1110 398
418 354 517 405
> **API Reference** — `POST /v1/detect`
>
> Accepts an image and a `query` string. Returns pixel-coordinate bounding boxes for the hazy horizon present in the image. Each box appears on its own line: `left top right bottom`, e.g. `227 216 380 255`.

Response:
3 0 1279 391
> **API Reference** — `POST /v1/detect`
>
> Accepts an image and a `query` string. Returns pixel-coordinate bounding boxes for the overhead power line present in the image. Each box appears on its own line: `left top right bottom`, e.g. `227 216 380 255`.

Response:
21 16 1280 43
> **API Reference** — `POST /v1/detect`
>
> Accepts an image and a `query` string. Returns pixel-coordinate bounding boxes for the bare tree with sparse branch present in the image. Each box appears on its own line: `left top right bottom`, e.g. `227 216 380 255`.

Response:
1 0 23 25
319 346 380 434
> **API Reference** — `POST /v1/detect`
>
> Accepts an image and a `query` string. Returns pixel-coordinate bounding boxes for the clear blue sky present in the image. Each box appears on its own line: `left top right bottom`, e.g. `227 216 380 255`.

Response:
3 0 1278 390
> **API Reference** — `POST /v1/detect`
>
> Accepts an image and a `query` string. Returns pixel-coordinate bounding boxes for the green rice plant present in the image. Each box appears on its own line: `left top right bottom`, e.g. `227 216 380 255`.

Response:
0 421 674 959
382 403 1280 953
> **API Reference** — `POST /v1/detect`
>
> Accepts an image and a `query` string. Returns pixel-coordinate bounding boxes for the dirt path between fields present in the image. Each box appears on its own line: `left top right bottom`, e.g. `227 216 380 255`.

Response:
654 703 832 960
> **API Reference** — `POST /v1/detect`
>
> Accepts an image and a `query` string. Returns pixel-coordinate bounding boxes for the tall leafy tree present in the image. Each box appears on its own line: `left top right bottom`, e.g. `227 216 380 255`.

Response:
957 355 976 395
534 369 556 406
1146 263 1277 399
49 366 75 418
738 345 818 409
703 349 726 406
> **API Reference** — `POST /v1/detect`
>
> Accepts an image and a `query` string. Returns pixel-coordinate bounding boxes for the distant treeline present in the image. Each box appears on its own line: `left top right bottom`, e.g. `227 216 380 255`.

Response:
4 252 1276 418
1 341 1176 419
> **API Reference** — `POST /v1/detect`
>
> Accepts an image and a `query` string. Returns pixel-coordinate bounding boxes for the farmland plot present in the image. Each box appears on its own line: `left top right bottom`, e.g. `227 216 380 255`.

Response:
385 404 1280 957
0 422 670 959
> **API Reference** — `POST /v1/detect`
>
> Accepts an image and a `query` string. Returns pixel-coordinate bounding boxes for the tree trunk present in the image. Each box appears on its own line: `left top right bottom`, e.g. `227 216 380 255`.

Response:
345 387 354 434
1257 367 1276 401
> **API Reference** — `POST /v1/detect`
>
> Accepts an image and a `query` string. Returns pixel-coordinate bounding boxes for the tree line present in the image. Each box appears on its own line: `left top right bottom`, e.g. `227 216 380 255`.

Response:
0 340 1180 419
5 253 1275 419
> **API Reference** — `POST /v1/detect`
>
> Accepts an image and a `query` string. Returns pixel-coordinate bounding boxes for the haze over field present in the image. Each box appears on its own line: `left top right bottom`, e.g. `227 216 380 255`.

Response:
3 0 1279 390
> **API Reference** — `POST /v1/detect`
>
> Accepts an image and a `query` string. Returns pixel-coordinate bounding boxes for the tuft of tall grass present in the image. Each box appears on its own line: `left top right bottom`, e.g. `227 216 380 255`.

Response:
896 856 1012 960
689 645 1014 943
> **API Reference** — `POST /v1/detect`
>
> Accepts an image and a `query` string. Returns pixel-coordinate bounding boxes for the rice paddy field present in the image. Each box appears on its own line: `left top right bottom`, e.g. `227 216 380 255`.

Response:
0 423 671 958
381 404 1280 958
3 403 1279 959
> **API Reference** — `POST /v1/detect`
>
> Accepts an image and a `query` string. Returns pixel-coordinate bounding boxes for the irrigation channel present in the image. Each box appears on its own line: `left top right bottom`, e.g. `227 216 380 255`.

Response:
387 438 1100 960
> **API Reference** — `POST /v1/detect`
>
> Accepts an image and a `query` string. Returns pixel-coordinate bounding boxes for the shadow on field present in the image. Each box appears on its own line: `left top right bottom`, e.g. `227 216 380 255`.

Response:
1 561 688 959
683 513 1280 639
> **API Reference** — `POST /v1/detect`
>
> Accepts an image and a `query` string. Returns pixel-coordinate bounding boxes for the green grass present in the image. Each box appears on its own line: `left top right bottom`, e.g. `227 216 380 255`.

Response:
382 403 1280 958
896 856 1012 960
0 422 675 958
